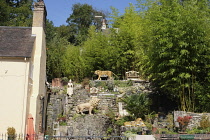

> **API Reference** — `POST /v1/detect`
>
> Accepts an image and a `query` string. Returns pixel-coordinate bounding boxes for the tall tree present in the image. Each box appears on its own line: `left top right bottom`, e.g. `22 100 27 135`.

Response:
82 26 111 75
66 3 106 45
62 45 86 82
145 0 210 112
0 0 33 26
109 4 146 78
0 0 10 25
46 36 68 81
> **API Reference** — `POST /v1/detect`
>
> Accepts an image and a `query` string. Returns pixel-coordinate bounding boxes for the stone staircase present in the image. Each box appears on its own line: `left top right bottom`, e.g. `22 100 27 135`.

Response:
45 80 152 136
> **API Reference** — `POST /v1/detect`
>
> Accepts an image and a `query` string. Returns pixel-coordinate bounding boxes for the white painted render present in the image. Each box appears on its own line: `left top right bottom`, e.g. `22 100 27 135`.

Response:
30 26 46 133
0 59 30 134
0 28 46 134
0 1 46 135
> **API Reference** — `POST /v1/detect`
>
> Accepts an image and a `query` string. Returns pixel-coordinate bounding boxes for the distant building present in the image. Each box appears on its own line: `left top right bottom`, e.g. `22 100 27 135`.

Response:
0 1 47 135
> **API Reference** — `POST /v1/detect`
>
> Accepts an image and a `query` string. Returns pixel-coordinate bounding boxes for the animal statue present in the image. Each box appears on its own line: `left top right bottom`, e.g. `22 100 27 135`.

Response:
135 118 146 127
124 121 132 127
124 118 146 127
76 97 100 115
94 70 113 80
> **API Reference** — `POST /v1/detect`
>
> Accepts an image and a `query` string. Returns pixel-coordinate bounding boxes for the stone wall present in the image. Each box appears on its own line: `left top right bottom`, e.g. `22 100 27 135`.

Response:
174 111 210 129
65 115 119 136
45 88 120 136
45 80 153 136
45 92 68 135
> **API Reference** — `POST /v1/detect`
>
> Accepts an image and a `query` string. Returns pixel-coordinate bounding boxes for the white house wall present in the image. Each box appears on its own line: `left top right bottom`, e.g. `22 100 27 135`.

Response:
0 59 30 134
31 27 46 133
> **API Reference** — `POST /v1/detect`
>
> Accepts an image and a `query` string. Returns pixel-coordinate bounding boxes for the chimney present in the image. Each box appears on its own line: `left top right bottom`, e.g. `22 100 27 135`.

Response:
32 1 47 29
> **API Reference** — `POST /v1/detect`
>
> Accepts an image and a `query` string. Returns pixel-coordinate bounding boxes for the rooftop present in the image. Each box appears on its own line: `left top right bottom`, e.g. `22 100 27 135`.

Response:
0 26 35 58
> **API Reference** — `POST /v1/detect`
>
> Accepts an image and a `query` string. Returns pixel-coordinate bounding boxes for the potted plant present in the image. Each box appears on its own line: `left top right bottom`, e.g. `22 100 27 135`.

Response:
7 127 16 140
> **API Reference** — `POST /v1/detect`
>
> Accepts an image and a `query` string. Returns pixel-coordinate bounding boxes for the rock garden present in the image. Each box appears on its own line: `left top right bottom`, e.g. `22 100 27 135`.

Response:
44 77 210 139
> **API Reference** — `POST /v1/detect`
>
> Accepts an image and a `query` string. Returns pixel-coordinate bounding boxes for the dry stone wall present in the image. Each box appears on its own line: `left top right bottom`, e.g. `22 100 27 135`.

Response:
45 80 152 136
174 111 210 129
66 115 119 136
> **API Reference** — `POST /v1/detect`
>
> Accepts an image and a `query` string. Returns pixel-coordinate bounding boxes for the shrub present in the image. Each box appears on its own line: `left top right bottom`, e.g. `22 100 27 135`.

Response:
121 93 150 119
7 127 16 140
200 115 210 129
7 127 16 136
177 116 192 132
166 113 174 131
106 127 113 135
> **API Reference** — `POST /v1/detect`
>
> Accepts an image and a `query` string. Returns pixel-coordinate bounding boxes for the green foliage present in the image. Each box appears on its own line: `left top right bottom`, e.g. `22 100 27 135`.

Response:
62 45 87 82
157 128 177 134
145 112 157 126
121 93 150 119
44 0 210 113
109 4 146 77
61 77 69 83
0 0 32 26
82 26 112 72
46 3 147 81
166 113 174 131
106 127 113 135
57 114 67 126
200 115 210 129
72 113 85 120
66 3 107 45
105 108 116 122
115 118 126 126
46 36 68 80
91 80 115 91
51 87 60 93
0 1 10 25
59 121 67 126
123 131 137 138
46 19 56 43
186 127 210 134
144 0 210 112
114 80 133 87
92 108 100 114
7 127 16 136
144 122 152 130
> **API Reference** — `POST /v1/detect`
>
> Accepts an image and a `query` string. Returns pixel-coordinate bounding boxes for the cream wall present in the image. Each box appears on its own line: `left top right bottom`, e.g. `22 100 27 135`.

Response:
31 27 46 133
0 1 47 135
0 27 46 134
0 58 30 134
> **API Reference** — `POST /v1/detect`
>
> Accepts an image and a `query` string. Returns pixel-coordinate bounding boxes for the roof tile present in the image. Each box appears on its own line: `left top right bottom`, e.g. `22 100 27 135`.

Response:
0 26 35 58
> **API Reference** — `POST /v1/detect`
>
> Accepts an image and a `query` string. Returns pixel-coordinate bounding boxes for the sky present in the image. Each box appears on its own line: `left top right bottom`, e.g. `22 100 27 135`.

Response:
44 0 138 27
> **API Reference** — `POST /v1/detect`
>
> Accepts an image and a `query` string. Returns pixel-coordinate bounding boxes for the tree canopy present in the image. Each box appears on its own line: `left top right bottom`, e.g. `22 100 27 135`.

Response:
66 3 107 45
0 0 33 26
144 0 210 112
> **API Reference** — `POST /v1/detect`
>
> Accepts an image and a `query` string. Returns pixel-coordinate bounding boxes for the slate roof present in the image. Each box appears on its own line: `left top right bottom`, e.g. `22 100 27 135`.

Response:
0 26 35 58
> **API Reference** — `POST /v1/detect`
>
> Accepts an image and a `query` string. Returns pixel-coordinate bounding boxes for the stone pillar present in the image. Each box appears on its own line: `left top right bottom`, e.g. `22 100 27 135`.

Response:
118 102 123 116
